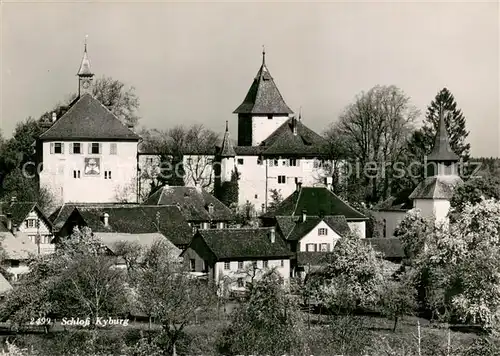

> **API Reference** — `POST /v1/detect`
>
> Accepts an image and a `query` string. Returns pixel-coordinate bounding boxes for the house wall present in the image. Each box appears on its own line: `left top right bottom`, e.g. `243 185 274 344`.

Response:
39 141 138 204
414 199 451 223
16 210 55 255
372 210 408 238
214 258 290 295
6 261 30 282
251 115 291 146
347 221 366 239
297 220 342 252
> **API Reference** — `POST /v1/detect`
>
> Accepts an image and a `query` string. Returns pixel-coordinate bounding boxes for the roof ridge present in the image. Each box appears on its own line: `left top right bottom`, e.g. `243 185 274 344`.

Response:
292 188 303 216
92 94 138 135
39 95 85 138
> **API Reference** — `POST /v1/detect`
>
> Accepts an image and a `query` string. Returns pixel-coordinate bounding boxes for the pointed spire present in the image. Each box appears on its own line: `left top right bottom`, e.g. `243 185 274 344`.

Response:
427 108 459 162
220 121 236 157
78 35 93 77
298 106 302 121
233 49 293 115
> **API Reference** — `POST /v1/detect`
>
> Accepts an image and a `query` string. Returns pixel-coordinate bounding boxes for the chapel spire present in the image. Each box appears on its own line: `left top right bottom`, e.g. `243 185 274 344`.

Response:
427 109 459 163
220 121 236 157
77 36 94 97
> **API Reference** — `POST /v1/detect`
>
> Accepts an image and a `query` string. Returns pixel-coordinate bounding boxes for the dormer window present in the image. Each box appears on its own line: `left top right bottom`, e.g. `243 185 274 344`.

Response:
207 204 214 214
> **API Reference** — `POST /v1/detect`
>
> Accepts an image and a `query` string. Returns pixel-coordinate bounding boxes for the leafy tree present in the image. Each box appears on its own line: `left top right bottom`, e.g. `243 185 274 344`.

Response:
217 270 306 355
335 85 419 204
266 188 283 213
394 208 434 261
134 239 216 355
320 233 384 312
450 175 500 217
215 169 239 208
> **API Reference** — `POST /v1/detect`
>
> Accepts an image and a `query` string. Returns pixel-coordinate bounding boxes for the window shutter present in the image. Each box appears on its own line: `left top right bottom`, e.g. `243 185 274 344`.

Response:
88 143 92 154
99 143 102 154
314 244 318 252
69 143 73 154
50 143 54 154
61 143 64 154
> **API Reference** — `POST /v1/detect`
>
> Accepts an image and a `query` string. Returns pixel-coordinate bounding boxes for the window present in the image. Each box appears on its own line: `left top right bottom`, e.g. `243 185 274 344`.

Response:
28 235 36 243
281 259 284 267
89 143 101 154
110 143 117 155
268 115 272 120
383 219 387 238
186 157 193 165
306 243 316 252
314 159 323 168
54 142 63 154
190 259 196 271
237 158 244 165
207 204 214 214
237 278 244 288
25 219 37 229
289 158 297 166
224 261 230 270
320 243 330 252
273 159 279 166
73 170 81 179
72 143 81 154
43 235 52 244
257 157 263 165
254 194 258 199
318 228 328 236
238 261 244 270
263 260 268 268
203 260 209 272
278 175 286 184
252 261 257 269
10 261 19 268
104 171 112 180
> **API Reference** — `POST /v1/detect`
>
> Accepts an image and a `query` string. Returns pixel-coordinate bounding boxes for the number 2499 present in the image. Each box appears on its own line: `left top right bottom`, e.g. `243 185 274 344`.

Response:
30 317 51 325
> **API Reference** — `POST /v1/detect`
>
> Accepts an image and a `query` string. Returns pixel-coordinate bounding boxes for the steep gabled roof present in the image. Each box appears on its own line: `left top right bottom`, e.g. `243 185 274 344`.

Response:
258 118 327 156
144 186 234 222
409 175 463 200
38 94 140 141
275 215 351 241
0 202 53 231
263 187 367 221
374 188 414 212
193 228 291 260
233 53 293 115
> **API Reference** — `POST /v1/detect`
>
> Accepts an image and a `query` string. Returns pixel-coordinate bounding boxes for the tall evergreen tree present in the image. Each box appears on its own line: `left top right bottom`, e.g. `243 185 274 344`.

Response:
421 88 470 159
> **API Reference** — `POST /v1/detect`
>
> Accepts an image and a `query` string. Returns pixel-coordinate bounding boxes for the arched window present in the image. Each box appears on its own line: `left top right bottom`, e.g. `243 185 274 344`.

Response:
383 219 387 238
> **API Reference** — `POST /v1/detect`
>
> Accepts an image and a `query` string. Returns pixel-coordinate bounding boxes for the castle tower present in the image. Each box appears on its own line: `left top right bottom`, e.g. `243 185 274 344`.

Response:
409 109 462 223
77 37 94 97
219 121 236 183
233 48 293 146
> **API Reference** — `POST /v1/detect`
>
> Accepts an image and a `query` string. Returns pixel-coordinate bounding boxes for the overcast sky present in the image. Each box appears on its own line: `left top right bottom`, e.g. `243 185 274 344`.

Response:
1 1 498 157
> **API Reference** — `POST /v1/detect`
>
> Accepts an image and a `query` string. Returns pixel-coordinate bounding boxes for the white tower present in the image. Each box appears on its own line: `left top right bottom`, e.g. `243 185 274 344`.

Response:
219 121 236 183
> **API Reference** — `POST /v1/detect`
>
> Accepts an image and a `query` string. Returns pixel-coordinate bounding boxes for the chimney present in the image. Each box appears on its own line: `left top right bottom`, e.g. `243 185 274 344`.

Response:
10 196 17 206
301 210 307 223
325 177 333 191
295 177 303 192
127 124 135 133
292 117 298 136
52 112 57 122
6 213 12 231
269 227 276 243
103 212 109 227
12 224 18 235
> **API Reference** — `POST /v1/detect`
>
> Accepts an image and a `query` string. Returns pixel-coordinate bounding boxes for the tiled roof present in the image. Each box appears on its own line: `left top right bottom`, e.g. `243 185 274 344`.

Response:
263 187 367 221
56 204 193 246
38 94 140 141
275 215 351 241
233 59 293 115
362 238 405 259
0 231 38 260
409 175 463 200
97 232 182 259
374 188 414 212
427 110 459 162
193 228 292 260
144 186 234 222
49 203 138 232
296 252 330 266
259 118 326 156
234 146 266 156
0 274 12 295
0 202 53 232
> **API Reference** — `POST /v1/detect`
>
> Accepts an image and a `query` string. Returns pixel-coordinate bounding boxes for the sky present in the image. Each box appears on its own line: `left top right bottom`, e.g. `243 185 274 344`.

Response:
1 1 499 157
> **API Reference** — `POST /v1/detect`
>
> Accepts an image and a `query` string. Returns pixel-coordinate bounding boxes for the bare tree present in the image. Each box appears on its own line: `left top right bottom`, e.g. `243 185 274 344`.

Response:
335 85 419 203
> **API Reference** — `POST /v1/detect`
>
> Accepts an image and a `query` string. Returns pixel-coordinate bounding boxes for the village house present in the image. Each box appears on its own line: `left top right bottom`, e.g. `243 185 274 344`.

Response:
37 43 140 205
0 226 38 283
143 185 235 231
374 110 463 237
50 204 193 250
0 198 55 255
181 227 292 296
